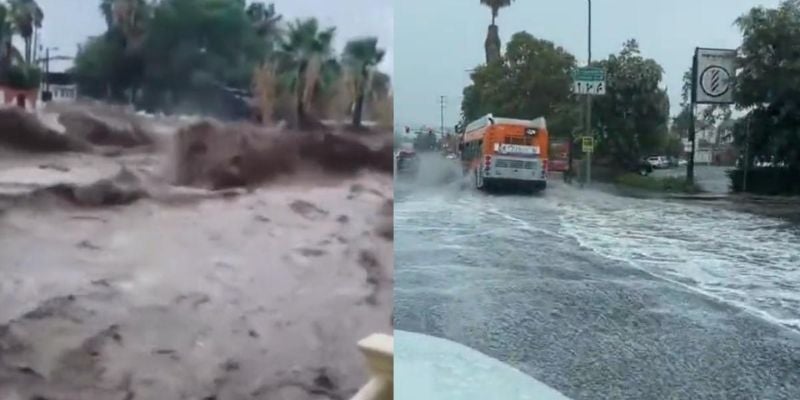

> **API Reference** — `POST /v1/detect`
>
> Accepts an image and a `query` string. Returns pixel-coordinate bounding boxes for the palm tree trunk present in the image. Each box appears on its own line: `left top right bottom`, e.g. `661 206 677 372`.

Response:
32 29 38 63
24 38 31 64
296 63 307 127
351 69 368 127
352 91 365 127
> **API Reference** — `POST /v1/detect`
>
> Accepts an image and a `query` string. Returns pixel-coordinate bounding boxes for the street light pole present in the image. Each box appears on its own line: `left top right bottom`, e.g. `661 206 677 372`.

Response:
440 95 446 138
585 0 593 185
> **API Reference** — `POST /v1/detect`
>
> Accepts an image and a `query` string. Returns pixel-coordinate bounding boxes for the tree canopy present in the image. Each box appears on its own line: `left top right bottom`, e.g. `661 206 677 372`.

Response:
461 32 577 136
72 0 391 127
461 34 672 166
732 0 800 169
590 39 670 164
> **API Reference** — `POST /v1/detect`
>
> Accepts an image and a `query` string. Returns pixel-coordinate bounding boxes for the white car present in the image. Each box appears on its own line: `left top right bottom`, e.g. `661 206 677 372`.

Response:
646 156 670 169
396 330 572 400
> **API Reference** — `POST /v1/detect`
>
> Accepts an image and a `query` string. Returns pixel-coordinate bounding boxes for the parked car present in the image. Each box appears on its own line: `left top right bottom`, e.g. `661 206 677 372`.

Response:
646 156 670 169
678 159 688 167
622 158 654 176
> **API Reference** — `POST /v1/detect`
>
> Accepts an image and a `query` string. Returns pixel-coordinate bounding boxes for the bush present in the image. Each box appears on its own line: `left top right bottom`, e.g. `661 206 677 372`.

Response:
2 65 42 89
616 173 701 193
728 167 800 195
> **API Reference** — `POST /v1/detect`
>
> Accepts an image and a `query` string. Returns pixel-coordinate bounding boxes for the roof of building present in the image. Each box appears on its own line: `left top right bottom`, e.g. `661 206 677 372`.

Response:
45 72 75 86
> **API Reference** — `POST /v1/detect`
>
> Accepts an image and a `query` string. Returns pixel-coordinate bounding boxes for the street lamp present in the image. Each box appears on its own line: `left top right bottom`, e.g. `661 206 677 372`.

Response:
42 46 59 87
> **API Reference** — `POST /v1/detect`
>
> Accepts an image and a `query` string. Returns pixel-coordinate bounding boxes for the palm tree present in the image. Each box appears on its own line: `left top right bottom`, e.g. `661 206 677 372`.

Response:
0 3 23 77
8 0 43 64
480 0 513 63
246 2 282 38
276 18 336 128
99 0 149 50
246 2 282 59
343 37 385 128
100 0 114 28
98 0 150 103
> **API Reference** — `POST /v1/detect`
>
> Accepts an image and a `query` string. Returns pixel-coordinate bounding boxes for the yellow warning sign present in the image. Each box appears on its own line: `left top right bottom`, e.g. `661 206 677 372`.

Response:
582 136 594 153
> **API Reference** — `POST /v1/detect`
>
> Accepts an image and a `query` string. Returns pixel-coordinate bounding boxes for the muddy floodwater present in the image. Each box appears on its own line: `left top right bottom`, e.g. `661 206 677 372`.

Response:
0 104 393 400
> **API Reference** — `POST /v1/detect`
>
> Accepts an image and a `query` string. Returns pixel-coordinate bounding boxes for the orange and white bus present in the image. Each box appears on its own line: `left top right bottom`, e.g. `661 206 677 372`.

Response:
459 114 549 193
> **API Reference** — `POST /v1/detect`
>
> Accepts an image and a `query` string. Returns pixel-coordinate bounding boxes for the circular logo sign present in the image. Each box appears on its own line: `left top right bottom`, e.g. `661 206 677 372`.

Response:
700 65 731 98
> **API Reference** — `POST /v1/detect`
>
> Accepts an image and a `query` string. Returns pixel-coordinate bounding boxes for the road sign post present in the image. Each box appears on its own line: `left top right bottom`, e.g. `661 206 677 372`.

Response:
572 66 605 185
582 136 594 153
688 47 736 185
572 67 606 95
582 136 594 185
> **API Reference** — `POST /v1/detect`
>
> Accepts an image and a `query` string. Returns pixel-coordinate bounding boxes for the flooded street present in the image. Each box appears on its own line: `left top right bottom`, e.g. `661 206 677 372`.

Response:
0 105 393 399
394 157 800 400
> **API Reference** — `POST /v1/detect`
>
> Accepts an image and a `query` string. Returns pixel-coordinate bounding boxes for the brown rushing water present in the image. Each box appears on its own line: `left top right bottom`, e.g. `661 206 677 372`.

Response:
0 106 393 400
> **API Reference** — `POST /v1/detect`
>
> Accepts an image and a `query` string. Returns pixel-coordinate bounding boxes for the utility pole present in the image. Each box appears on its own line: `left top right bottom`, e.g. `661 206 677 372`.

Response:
585 0 593 185
743 113 751 192
439 95 446 137
45 47 50 93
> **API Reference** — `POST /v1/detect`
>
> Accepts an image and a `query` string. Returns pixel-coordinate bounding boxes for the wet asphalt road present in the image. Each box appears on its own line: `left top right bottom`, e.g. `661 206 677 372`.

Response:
394 158 800 400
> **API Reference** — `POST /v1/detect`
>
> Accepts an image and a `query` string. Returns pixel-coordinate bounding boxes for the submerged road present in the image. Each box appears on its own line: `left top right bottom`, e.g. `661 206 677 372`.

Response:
394 157 800 400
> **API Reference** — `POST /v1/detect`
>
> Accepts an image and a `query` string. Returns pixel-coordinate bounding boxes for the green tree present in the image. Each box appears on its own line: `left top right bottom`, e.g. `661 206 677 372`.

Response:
141 0 266 111
461 32 577 136
0 3 22 76
95 0 151 103
343 36 385 128
733 0 800 169
99 0 150 49
72 35 121 98
591 39 670 165
480 0 513 63
247 2 282 39
276 18 337 127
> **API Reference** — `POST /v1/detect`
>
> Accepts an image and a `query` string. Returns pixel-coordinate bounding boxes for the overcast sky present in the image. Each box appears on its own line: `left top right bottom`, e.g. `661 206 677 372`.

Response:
33 0 393 75
395 0 782 129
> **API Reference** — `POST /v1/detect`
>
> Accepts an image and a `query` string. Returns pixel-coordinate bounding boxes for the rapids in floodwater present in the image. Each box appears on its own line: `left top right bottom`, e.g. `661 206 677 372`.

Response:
0 103 394 399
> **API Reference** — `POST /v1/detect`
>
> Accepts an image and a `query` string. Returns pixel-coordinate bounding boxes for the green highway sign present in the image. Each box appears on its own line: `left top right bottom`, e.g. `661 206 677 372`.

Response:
572 67 605 81
572 67 607 95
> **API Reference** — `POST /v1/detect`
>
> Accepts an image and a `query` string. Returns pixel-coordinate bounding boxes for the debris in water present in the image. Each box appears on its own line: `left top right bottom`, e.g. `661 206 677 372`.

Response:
297 248 326 257
77 240 102 250
289 200 328 220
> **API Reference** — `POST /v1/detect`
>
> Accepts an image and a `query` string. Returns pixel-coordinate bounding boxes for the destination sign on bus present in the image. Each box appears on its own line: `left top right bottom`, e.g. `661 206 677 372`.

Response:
496 143 540 155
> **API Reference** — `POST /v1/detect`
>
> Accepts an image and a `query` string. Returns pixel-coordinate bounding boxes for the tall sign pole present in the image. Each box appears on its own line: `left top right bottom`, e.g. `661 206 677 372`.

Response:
585 0 592 185
571 1 602 186
689 47 737 185
688 52 697 184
